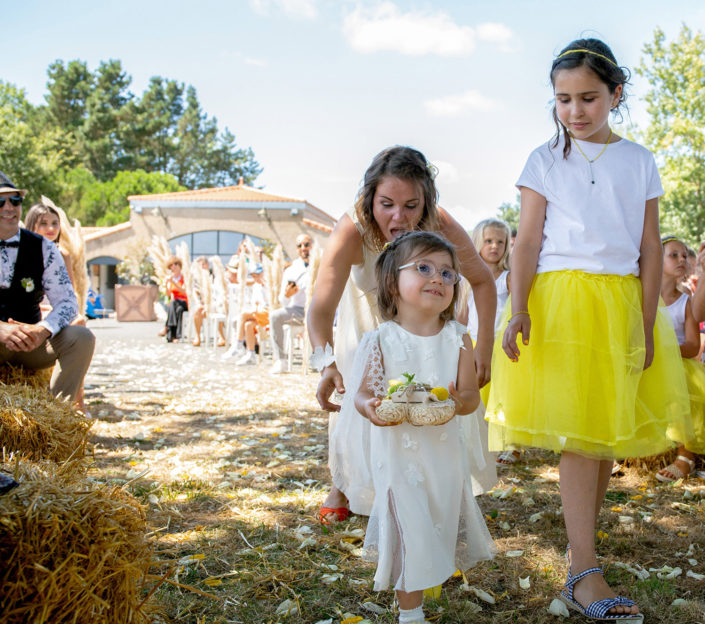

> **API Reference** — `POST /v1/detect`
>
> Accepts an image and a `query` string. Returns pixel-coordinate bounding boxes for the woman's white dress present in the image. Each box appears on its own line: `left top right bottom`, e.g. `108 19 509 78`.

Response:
361 321 496 591
329 208 496 515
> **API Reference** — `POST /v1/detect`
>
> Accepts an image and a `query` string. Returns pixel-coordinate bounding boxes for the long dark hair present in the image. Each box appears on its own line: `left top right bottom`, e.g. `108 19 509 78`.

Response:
550 38 630 158
355 146 439 251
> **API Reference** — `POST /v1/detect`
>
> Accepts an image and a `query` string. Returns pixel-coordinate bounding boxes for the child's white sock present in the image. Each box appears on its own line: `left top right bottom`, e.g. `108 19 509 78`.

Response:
398 605 425 624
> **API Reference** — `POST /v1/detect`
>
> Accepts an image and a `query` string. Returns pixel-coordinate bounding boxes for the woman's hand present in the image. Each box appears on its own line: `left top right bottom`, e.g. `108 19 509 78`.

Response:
502 313 531 362
473 339 492 387
316 365 346 412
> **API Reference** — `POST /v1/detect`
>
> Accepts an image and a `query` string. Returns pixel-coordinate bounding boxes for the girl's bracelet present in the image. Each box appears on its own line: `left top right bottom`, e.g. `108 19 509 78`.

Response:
509 310 529 322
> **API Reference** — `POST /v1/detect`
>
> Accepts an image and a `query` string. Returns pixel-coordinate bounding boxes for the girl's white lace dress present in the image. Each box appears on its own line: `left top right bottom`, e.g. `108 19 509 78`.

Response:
358 320 497 591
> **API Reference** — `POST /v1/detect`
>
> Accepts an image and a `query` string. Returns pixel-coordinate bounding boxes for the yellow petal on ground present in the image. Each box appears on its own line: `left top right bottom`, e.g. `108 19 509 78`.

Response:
340 617 363 624
204 578 222 586
431 387 449 401
596 530 609 540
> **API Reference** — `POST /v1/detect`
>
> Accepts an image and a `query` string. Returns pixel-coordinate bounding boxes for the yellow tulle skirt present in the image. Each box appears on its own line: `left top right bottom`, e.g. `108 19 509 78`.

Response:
486 271 692 460
683 358 705 454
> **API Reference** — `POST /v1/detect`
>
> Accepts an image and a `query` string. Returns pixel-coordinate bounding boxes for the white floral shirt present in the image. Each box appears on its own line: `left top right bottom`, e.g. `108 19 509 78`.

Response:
0 232 78 336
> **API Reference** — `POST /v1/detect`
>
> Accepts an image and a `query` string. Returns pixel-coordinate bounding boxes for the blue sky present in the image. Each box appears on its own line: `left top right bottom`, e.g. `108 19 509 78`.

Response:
3 1 704 227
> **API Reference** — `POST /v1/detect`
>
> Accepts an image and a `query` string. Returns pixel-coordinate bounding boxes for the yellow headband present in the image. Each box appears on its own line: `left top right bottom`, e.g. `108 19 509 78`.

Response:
557 49 617 67
661 235 681 246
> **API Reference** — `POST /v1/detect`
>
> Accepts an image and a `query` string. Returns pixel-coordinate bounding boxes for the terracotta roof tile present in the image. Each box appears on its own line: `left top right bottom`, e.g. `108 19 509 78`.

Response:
128 181 302 204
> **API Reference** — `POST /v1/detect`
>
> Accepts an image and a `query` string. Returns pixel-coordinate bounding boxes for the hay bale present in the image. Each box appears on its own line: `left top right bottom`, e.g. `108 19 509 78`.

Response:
0 364 52 390
0 383 92 465
0 458 155 623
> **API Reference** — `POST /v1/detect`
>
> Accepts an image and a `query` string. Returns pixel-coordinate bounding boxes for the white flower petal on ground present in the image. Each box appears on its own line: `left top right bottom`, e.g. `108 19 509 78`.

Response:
529 512 543 523
506 550 524 558
362 601 386 614
298 537 316 549
275 598 299 615
320 573 342 584
547 598 570 616
469 586 495 604
671 598 688 606
688 558 698 566
686 570 705 581
613 562 650 580
465 601 483 614
340 527 365 539
314 619 333 624
618 515 634 524
519 576 531 590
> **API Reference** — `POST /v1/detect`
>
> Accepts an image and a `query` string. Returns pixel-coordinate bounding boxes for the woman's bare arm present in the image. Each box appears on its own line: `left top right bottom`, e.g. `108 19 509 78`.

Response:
438 207 495 387
307 214 364 411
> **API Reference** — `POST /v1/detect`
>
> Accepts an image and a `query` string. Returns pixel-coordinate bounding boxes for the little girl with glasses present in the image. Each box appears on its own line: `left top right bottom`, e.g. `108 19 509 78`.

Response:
349 231 495 624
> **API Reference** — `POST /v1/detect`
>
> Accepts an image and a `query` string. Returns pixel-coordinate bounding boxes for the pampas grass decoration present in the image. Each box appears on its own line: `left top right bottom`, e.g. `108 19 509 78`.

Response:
264 254 277 310
0 457 156 624
454 276 471 322
270 244 284 311
305 241 322 311
175 242 191 288
0 383 92 467
237 250 247 313
210 256 227 315
147 235 171 295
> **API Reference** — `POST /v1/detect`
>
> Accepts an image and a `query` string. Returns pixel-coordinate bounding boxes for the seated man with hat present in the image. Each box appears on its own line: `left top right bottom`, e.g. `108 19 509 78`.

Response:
0 172 95 402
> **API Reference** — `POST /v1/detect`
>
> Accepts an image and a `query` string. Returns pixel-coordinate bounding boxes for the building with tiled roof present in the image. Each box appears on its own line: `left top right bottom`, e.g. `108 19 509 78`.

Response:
85 179 336 308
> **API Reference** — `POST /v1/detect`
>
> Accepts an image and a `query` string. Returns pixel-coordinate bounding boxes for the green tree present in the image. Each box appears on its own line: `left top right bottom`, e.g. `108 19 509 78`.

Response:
79 170 186 226
496 195 520 231
0 81 68 202
638 25 705 244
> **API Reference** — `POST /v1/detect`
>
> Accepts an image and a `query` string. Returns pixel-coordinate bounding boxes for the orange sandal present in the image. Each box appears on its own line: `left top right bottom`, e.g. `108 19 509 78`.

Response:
318 506 350 525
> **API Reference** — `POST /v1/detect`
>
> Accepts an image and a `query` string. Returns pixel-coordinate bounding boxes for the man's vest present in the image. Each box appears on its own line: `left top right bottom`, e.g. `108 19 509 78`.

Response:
0 229 45 324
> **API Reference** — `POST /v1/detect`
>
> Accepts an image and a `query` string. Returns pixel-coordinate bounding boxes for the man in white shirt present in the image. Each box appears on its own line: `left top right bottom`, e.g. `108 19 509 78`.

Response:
0 172 95 402
270 234 311 374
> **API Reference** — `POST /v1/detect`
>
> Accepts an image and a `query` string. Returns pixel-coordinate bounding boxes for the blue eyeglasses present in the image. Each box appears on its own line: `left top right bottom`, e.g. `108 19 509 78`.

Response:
398 260 460 285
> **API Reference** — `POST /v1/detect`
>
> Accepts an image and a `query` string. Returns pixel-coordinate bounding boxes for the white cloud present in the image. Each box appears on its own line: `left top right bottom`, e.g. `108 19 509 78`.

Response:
342 3 514 57
430 160 460 183
244 57 268 67
424 90 495 117
476 22 514 52
250 0 317 19
343 2 475 56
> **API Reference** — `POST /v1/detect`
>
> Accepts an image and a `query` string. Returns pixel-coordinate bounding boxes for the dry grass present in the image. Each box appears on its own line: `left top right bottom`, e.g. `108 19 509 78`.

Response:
0 363 52 389
0 457 156 624
79 334 705 623
0 382 92 466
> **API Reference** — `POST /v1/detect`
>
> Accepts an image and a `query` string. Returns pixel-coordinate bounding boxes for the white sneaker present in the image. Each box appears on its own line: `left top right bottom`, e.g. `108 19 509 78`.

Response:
222 344 244 360
236 351 257 366
270 359 289 374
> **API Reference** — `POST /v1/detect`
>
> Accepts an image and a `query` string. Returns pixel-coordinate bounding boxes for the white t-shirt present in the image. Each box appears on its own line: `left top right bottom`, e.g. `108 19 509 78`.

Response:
279 258 309 308
516 137 663 276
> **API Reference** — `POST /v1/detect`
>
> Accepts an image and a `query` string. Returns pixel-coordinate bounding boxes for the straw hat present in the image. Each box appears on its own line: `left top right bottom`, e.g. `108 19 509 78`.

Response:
0 171 28 197
225 256 239 272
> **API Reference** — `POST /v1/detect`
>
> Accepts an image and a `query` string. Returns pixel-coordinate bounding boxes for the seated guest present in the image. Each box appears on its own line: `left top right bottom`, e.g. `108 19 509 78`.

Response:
270 234 312 374
0 172 95 403
236 263 268 366
163 256 188 343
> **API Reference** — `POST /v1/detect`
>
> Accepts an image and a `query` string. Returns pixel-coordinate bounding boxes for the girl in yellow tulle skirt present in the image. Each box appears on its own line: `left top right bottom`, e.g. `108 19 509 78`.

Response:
486 39 691 621
655 237 705 482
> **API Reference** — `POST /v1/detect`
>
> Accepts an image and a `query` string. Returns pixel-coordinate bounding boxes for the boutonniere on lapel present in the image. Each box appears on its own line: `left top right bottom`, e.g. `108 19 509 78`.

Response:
21 278 35 293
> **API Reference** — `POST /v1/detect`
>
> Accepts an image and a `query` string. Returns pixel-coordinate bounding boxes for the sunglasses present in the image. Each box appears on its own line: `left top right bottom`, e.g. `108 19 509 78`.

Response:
0 196 22 208
297 242 311 248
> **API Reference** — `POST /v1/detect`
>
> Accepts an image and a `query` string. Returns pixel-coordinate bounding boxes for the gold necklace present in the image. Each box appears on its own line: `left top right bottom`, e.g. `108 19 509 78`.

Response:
571 128 612 185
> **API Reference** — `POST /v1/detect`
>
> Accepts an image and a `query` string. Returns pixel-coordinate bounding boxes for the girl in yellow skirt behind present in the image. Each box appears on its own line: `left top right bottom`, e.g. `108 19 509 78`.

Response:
486 38 690 622
655 236 705 482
